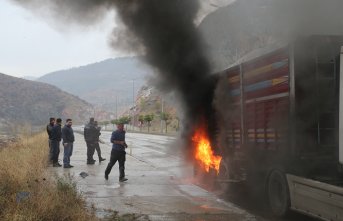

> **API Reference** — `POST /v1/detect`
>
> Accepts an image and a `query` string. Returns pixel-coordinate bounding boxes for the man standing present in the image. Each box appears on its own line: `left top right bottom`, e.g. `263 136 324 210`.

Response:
51 118 62 167
46 117 55 162
84 118 97 164
105 123 128 182
62 119 75 168
94 121 106 162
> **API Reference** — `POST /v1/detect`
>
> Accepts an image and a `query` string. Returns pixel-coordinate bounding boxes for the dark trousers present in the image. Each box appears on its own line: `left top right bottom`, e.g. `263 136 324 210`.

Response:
51 140 60 164
63 143 73 166
105 150 126 179
48 139 53 161
86 141 96 162
94 142 102 159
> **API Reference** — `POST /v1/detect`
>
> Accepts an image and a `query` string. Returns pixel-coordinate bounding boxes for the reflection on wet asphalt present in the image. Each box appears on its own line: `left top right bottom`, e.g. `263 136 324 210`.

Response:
47 130 318 221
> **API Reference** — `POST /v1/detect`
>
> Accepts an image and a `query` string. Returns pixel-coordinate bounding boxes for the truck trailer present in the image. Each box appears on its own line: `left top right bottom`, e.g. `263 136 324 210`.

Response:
213 35 343 220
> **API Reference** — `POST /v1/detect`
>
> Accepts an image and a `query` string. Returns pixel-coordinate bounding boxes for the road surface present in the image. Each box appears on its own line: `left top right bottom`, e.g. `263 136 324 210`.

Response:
48 130 318 221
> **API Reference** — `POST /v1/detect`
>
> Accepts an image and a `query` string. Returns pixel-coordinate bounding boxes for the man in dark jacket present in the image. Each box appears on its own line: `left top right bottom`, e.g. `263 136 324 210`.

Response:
84 118 98 164
105 123 128 182
51 118 62 167
62 119 75 168
46 117 55 162
94 121 106 162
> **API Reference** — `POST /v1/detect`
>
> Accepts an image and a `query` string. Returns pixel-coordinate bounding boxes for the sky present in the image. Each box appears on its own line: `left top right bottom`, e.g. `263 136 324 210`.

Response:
0 0 118 78
0 0 234 78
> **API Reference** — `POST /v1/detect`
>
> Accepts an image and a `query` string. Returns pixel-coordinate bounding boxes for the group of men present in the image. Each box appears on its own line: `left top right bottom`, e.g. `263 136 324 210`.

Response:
46 117 75 168
46 117 128 182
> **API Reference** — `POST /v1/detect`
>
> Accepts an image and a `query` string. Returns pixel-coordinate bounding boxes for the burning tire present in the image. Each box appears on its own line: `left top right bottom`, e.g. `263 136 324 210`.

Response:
267 169 290 217
218 157 229 180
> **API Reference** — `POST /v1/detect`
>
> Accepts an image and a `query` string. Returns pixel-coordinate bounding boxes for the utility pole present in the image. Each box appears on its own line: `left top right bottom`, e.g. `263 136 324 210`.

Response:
115 94 118 120
132 79 135 131
160 97 164 133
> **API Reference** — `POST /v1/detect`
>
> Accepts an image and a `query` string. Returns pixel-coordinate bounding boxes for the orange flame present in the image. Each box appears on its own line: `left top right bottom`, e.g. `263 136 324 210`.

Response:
192 124 222 174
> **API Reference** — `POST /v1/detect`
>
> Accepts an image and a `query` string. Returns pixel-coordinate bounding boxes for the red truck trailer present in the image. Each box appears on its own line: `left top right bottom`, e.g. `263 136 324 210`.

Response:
212 36 343 220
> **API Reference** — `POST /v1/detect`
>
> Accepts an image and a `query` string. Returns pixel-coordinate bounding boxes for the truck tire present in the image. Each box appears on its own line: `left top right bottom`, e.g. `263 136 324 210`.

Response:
267 169 290 217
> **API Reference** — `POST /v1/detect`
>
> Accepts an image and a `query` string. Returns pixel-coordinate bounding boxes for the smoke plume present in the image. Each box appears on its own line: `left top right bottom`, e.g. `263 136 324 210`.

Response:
12 0 343 148
12 0 215 132
112 1 213 123
200 0 343 73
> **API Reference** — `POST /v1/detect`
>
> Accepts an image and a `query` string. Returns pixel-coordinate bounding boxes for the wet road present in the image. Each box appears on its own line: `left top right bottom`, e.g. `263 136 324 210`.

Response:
48 131 319 221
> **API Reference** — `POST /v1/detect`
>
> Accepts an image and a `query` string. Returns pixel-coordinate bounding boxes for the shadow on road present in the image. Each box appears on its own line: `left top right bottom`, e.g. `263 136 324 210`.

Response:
214 182 319 221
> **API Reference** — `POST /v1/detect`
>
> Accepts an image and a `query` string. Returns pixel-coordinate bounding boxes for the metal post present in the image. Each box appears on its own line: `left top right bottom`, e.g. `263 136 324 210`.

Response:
115 94 118 120
160 97 164 133
289 44 296 155
339 46 343 164
132 79 135 131
239 64 245 145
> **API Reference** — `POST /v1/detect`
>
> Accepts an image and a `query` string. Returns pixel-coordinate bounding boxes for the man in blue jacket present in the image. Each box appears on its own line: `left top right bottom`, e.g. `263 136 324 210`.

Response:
104 123 128 182
62 119 75 168
51 118 62 167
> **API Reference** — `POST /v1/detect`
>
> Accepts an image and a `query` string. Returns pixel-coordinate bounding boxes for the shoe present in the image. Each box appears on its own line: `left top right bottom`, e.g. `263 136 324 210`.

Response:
119 178 128 182
87 160 96 165
53 163 62 167
63 165 73 168
99 157 106 162
105 174 108 180
69 165 74 168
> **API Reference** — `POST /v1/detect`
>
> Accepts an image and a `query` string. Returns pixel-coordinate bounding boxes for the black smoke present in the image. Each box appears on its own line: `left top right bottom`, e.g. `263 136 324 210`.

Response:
12 0 215 133
112 1 214 125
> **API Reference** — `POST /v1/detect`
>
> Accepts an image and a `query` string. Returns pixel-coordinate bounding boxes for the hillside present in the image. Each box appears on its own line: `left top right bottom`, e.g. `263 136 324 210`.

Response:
37 57 153 114
124 86 179 133
0 73 92 133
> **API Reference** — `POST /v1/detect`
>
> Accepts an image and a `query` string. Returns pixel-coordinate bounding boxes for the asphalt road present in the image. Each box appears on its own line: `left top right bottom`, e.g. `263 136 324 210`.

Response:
49 130 319 220
121 132 319 221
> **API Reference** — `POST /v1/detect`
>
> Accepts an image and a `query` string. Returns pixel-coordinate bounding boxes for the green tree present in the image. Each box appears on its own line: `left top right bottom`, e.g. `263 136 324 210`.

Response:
109 116 131 130
160 112 172 133
139 98 147 110
138 115 145 131
144 114 154 133
121 116 131 130
110 119 117 129
103 121 109 130
119 116 131 125
175 116 180 131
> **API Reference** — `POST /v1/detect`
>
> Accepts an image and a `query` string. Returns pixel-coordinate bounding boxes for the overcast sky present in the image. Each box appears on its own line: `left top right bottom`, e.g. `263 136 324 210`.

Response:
0 0 234 78
0 0 119 78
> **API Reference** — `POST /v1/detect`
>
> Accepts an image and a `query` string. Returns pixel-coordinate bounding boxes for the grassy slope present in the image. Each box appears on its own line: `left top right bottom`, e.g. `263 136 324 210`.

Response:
0 133 97 221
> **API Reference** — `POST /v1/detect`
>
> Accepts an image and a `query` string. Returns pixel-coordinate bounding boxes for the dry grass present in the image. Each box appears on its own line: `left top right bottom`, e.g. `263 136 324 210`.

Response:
0 132 98 221
103 210 150 221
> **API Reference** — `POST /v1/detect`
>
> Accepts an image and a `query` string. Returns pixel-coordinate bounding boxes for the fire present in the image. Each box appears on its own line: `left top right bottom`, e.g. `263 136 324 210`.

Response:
192 124 222 174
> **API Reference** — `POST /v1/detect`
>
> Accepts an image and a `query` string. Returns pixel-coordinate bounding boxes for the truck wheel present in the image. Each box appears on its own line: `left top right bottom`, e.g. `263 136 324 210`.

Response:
267 170 290 216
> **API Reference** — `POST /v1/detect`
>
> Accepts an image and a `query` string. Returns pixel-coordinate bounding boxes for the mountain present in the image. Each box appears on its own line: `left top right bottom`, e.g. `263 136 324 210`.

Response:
22 76 38 81
37 57 153 114
0 73 92 133
121 85 180 133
